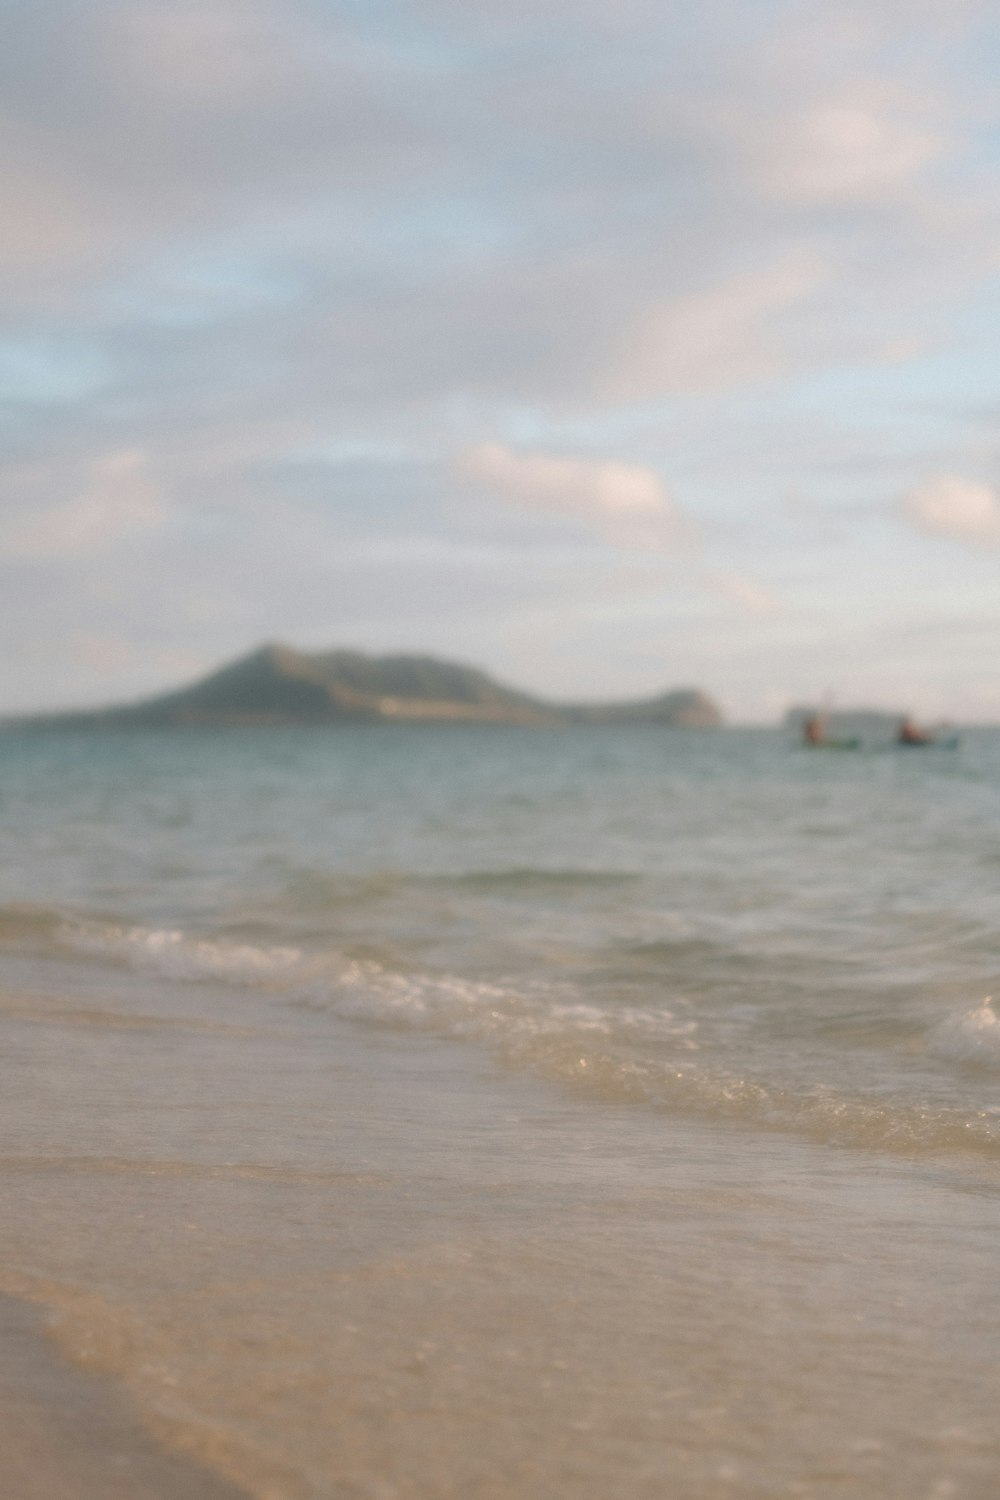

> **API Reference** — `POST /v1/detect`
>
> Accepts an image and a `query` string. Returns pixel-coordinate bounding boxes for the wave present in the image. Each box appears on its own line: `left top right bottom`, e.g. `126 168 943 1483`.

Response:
27 914 997 1163
56 916 693 1043
431 867 643 891
931 996 1000 1066
264 867 643 921
64 920 307 986
0 902 65 948
2 902 994 1161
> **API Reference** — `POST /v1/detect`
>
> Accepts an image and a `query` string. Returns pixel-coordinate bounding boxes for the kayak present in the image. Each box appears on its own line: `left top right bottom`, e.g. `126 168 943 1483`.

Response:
804 737 861 750
897 734 960 750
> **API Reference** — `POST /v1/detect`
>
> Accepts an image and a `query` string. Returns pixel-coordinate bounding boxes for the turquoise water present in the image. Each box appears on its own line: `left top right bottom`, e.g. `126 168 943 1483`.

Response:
2 724 1000 1500
2 725 999 1155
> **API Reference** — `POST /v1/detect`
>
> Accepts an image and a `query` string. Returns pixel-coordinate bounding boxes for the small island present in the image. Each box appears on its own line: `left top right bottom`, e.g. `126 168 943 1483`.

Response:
5 644 723 730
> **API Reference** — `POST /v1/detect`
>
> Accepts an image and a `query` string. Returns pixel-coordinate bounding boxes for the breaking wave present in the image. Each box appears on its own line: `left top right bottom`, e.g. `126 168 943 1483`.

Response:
26 913 998 1162
932 996 1000 1066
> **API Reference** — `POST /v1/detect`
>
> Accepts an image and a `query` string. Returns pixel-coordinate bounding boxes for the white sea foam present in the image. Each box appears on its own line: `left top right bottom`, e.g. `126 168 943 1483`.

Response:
56 918 701 1060
53 918 1000 1156
932 997 1000 1065
61 921 308 986
44 918 1000 1157
59 919 564 1026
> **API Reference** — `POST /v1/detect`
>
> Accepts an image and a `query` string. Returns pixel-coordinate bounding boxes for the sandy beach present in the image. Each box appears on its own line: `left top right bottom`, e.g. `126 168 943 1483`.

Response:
3 943 1000 1499
0 1292 247 1500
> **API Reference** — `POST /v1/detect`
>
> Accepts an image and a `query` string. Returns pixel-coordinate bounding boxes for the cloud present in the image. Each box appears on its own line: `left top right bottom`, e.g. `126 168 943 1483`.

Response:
73 632 137 673
901 473 1000 544
456 442 686 549
728 82 946 207
0 0 431 300
113 0 301 108
0 0 999 719
608 255 827 400
708 570 782 616
2 450 164 558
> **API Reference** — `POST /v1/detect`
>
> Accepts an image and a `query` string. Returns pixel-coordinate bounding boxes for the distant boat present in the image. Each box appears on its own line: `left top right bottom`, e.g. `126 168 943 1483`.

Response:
896 716 960 749
807 736 862 751
896 733 960 751
800 711 860 750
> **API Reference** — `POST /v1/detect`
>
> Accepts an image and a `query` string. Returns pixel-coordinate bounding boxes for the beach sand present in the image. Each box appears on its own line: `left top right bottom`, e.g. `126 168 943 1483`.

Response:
2 955 1000 1499
0 1292 247 1500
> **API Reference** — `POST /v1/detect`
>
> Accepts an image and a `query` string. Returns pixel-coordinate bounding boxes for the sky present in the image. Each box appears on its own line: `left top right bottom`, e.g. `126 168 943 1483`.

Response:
3 0 1000 721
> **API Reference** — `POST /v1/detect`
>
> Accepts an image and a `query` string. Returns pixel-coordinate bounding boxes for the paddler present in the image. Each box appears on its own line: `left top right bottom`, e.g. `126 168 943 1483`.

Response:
897 715 933 746
803 711 827 746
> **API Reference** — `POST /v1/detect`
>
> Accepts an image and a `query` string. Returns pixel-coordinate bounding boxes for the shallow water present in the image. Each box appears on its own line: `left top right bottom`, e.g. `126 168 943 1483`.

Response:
1 725 999 1497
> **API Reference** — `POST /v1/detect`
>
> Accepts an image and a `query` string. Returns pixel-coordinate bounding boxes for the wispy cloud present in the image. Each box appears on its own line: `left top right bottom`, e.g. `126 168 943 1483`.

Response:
901 474 1000 544
708 570 783 617
457 443 687 550
2 450 164 558
608 254 827 399
723 80 947 207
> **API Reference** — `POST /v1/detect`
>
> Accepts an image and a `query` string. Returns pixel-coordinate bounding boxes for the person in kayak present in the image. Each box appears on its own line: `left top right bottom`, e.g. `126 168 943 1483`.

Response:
803 712 827 745
801 710 861 750
897 715 934 746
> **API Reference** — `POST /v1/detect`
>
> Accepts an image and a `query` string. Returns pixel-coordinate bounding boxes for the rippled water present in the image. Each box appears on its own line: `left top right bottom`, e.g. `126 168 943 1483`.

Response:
1 724 999 1498
3 725 999 1154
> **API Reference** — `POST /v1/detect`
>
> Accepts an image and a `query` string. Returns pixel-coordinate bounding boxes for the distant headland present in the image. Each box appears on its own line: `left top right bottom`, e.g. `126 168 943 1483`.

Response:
5 644 723 730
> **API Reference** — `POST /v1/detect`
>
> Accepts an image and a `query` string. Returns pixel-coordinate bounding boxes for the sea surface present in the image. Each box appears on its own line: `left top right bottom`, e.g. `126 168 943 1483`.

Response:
1 724 999 1499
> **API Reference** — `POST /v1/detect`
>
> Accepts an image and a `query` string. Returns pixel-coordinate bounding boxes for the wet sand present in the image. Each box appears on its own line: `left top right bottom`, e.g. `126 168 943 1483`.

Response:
0 1293 248 1500
2 955 1000 1499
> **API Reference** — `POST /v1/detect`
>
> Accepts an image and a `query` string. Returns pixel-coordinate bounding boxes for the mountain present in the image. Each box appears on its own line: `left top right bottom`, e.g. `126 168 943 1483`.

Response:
6 644 723 729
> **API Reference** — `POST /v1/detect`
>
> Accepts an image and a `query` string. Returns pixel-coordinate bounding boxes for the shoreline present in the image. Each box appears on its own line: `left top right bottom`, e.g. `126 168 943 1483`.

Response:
0 1291 249 1500
3 955 1000 1499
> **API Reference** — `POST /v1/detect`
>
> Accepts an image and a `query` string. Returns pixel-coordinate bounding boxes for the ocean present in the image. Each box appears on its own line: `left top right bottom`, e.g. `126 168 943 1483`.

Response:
1 723 999 1499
